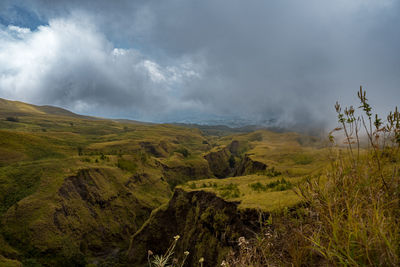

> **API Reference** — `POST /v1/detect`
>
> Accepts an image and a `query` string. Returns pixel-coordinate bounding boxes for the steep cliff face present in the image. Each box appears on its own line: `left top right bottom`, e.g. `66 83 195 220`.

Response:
227 140 240 156
127 189 260 267
156 159 213 188
204 140 267 178
204 147 232 178
55 169 155 252
2 168 170 266
234 154 267 176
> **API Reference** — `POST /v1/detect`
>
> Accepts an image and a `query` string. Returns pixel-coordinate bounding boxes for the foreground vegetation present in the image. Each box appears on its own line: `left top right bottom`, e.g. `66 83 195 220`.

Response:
219 88 400 266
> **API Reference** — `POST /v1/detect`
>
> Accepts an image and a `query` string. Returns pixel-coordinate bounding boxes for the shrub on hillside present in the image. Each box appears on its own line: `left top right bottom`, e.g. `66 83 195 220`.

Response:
6 117 19 122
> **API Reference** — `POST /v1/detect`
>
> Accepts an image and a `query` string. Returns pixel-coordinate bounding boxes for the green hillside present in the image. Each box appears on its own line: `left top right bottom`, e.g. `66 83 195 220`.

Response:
0 98 330 266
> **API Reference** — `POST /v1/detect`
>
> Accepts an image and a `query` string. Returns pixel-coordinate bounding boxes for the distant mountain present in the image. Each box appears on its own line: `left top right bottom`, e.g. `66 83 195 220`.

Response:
172 123 265 136
0 98 88 118
113 118 154 125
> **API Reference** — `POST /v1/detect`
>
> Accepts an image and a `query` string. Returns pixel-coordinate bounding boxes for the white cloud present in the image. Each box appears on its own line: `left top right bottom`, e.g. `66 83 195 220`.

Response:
0 15 201 120
143 60 167 83
1 0 399 128
7 25 31 36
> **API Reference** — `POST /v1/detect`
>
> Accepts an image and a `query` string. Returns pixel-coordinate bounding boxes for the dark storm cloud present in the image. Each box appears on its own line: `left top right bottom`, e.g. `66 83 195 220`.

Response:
0 0 399 128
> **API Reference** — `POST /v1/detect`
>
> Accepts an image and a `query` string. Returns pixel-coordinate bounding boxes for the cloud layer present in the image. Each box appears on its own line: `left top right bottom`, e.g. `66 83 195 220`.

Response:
0 15 201 120
0 0 399 129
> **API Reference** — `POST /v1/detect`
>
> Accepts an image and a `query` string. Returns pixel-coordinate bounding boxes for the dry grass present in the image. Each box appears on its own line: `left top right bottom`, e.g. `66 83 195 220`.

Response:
296 87 400 266
224 87 400 266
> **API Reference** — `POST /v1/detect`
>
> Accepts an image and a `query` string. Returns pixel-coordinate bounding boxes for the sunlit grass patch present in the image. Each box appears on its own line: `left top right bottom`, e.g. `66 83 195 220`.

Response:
181 175 303 211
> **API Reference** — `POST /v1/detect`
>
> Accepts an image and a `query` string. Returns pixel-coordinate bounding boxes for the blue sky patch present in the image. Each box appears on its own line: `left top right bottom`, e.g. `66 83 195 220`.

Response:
0 5 46 30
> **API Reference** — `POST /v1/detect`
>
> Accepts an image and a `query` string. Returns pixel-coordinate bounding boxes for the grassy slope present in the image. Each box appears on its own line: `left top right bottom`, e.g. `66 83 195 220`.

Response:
181 130 329 211
0 99 214 265
180 175 302 211
0 98 331 264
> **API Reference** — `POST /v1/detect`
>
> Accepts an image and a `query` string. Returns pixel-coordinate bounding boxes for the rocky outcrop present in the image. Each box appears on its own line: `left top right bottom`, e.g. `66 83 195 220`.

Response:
234 154 267 176
127 189 260 267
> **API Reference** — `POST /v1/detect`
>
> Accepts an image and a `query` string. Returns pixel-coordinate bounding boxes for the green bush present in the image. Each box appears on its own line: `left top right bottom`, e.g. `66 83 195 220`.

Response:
249 178 292 192
248 182 267 192
6 117 19 122
219 183 240 198
258 166 281 177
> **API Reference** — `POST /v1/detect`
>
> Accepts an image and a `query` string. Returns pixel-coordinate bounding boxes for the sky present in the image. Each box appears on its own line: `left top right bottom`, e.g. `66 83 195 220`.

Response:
0 0 399 130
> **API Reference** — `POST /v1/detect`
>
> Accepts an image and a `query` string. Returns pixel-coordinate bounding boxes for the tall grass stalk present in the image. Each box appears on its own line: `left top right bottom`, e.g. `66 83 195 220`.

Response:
298 87 400 266
147 235 198 267
224 88 400 266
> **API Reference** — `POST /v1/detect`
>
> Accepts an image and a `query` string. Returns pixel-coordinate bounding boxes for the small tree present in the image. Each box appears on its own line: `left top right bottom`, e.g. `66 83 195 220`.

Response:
6 116 19 122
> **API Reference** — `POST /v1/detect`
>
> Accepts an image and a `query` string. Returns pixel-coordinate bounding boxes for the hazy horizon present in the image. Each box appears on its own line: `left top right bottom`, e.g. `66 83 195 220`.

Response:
0 0 399 130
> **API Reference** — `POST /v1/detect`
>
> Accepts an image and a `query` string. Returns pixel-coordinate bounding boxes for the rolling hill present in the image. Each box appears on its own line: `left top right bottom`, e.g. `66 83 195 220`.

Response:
0 98 330 266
